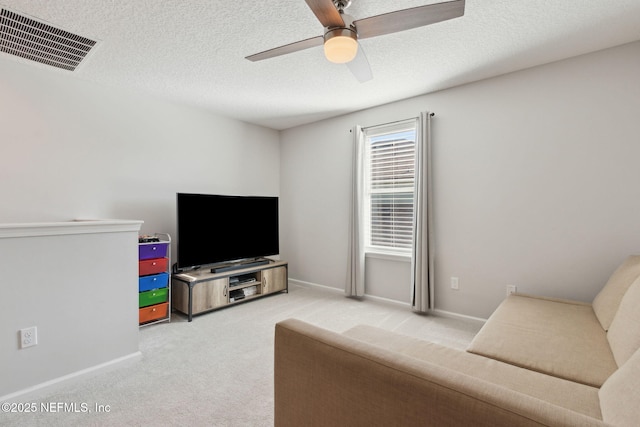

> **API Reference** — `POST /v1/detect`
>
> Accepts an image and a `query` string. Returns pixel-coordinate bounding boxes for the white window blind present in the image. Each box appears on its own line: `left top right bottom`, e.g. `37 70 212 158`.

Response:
364 119 418 253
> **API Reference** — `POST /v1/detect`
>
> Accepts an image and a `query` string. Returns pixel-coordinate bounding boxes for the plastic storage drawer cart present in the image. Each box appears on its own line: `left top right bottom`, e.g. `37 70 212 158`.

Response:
138 234 171 326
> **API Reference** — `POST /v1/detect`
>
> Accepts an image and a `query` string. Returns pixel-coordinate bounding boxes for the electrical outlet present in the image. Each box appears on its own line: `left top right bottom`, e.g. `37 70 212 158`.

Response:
450 277 459 290
20 326 38 349
506 285 517 297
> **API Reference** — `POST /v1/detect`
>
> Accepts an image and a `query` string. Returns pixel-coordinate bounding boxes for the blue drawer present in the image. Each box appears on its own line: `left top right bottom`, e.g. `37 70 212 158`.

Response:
139 272 169 292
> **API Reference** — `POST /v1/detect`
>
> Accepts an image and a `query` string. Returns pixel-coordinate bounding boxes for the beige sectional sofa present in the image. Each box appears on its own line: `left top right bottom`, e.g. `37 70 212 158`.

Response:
274 256 640 426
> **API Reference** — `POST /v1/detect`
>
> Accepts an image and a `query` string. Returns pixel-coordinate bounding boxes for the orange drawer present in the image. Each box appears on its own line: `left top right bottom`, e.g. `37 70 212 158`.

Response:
139 302 169 324
139 258 168 276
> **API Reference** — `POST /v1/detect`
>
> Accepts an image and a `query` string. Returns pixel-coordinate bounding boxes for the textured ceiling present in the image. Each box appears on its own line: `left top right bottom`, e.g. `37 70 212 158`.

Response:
2 0 640 130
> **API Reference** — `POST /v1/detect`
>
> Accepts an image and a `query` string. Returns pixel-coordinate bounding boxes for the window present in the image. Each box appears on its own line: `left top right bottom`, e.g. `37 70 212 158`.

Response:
363 119 418 254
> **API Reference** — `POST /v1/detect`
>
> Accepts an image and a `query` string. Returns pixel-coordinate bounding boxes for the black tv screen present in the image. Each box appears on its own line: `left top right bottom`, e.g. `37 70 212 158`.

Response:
176 193 279 270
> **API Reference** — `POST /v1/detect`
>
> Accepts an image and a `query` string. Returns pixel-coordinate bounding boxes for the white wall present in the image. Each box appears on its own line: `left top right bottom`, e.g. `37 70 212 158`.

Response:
0 57 280 237
280 41 640 319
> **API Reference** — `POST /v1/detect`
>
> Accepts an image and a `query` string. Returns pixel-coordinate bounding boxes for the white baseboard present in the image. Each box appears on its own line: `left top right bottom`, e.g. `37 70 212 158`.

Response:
289 278 486 322
430 308 487 323
0 351 142 402
289 278 343 293
363 293 412 308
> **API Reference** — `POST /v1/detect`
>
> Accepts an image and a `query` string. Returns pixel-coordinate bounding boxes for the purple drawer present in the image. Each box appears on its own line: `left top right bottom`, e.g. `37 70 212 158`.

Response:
139 242 169 260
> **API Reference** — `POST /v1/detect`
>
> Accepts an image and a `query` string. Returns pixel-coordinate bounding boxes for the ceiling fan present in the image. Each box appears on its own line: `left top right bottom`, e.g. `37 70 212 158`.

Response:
245 0 465 83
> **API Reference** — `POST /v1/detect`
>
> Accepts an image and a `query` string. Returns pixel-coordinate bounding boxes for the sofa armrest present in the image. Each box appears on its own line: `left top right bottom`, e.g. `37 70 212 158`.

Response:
274 319 608 427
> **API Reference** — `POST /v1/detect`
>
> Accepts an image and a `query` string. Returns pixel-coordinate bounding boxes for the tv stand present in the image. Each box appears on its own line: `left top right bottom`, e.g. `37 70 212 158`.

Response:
210 258 270 274
172 259 287 321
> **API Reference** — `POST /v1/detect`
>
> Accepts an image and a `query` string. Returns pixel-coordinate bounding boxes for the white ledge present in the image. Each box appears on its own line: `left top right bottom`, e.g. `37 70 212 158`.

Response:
0 219 144 239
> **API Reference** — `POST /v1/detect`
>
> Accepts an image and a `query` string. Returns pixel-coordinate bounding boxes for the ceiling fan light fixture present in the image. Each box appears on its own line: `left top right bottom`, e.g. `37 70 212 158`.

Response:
323 28 358 63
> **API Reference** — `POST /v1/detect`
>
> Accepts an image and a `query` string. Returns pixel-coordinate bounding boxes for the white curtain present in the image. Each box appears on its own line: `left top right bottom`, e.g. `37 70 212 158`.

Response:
411 112 435 312
346 126 365 297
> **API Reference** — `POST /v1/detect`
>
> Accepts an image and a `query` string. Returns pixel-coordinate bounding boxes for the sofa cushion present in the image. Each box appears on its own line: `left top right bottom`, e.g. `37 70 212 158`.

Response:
467 294 617 387
344 324 602 419
599 346 640 427
607 276 640 367
592 255 640 331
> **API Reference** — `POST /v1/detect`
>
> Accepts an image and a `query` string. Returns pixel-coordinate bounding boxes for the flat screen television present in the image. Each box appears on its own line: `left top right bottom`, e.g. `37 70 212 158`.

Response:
176 193 279 271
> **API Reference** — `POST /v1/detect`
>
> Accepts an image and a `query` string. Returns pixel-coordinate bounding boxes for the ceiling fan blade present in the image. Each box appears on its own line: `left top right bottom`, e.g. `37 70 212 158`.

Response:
305 0 345 28
354 0 465 39
245 36 324 62
346 42 372 83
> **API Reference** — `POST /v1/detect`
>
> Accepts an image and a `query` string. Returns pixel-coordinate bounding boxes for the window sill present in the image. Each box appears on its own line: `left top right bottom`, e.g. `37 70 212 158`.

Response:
365 251 411 263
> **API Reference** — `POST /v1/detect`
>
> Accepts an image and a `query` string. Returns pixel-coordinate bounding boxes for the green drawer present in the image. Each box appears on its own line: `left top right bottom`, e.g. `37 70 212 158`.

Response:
139 287 168 308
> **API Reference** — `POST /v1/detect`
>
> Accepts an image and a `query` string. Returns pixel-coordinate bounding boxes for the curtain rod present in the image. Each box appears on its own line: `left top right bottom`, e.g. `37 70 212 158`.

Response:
358 112 435 132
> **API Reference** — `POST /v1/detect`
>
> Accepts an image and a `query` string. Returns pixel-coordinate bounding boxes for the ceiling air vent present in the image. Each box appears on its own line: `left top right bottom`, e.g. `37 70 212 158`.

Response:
0 8 96 71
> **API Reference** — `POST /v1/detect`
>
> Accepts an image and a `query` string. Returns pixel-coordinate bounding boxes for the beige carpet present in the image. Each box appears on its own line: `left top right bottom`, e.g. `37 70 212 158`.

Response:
2 283 483 426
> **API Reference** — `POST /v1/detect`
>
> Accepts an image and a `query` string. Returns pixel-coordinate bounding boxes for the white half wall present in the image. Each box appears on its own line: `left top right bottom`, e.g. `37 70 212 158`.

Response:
280 41 640 319
0 220 142 398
